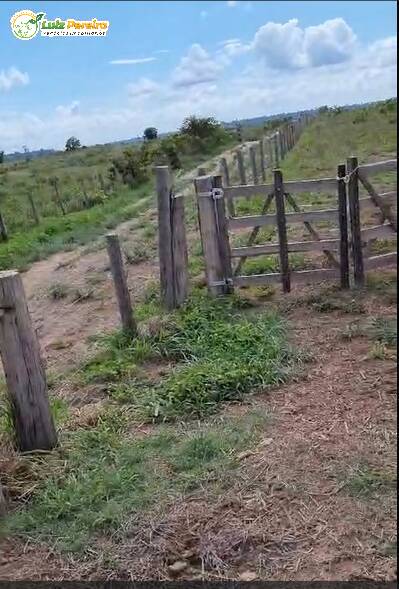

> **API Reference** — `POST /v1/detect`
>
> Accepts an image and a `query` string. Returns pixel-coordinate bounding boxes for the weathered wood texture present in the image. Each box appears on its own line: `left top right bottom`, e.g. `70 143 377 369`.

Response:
0 212 8 241
259 140 266 182
347 156 365 287
234 268 340 287
249 145 258 185
195 175 232 295
274 170 290 293
220 157 230 187
337 164 350 288
106 233 137 335
236 149 246 185
358 172 397 231
228 208 338 230
0 271 57 451
155 166 188 309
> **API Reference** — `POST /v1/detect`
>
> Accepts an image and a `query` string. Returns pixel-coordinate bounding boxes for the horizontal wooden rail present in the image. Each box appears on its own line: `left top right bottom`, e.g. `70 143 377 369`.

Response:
234 267 340 287
228 208 338 230
224 177 336 201
358 159 397 176
363 251 397 270
360 224 397 240
231 237 340 258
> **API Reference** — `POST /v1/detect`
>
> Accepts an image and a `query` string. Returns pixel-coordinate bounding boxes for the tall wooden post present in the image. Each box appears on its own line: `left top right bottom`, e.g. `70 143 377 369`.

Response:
259 140 266 182
347 156 364 287
274 170 290 293
337 164 350 289
106 233 138 335
27 193 40 225
0 271 57 451
273 134 280 168
0 212 8 242
236 149 246 185
50 177 66 215
195 175 233 296
249 145 258 185
219 157 230 187
155 166 188 309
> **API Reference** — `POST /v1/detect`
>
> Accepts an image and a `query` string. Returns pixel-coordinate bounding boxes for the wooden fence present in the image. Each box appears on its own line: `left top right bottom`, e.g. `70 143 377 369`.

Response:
194 157 397 295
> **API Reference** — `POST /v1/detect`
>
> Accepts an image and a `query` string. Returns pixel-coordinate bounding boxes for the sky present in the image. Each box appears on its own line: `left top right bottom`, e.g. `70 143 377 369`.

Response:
1 0 397 152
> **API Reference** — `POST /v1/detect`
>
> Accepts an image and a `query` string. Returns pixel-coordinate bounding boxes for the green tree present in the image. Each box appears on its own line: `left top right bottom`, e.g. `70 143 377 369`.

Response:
180 115 220 139
65 136 81 151
143 127 158 141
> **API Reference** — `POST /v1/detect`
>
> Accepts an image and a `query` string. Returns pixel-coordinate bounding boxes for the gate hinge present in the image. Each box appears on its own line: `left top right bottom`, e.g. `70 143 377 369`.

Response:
209 277 233 287
197 188 224 200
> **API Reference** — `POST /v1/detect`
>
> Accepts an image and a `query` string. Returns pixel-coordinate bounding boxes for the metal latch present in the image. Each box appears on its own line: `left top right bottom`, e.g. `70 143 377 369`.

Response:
197 188 224 200
209 277 233 287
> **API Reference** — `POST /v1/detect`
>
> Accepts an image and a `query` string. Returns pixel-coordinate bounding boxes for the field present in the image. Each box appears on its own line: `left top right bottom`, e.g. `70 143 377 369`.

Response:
0 101 397 581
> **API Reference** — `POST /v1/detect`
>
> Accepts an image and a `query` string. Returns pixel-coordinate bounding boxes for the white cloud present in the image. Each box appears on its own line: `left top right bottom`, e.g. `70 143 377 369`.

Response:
227 0 238 6
109 57 156 65
127 77 159 98
56 100 80 117
0 67 29 92
252 18 356 69
171 44 223 88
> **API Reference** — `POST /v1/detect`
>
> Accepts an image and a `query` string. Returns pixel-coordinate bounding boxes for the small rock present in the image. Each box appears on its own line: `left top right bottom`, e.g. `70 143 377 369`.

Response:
168 560 188 576
239 571 258 581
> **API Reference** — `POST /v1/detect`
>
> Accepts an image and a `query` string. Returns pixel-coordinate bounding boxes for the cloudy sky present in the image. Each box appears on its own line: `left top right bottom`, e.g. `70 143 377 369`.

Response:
1 0 397 152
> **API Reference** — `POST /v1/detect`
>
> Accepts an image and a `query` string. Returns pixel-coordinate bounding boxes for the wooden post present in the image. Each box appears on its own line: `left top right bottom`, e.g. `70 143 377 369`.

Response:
0 212 8 242
249 145 258 185
236 149 246 185
347 156 365 287
198 167 207 176
27 193 40 225
337 164 350 289
0 271 57 451
50 177 66 215
259 140 266 182
170 193 189 306
214 175 233 293
268 137 274 167
274 170 290 293
155 166 175 309
273 134 280 168
219 157 230 187
195 175 232 296
0 483 6 517
106 234 137 335
155 166 188 309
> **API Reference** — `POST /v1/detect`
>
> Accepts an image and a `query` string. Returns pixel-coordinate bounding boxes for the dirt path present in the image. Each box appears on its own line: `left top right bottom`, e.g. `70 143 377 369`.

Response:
0 290 396 581
18 143 244 373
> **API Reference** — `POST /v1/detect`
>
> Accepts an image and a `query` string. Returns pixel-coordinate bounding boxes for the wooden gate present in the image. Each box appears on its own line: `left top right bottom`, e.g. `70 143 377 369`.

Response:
194 157 397 295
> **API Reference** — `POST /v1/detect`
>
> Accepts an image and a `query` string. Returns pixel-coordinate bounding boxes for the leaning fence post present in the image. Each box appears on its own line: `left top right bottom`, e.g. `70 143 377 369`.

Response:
106 233 138 335
170 192 189 306
337 164 350 289
0 271 57 451
219 157 230 187
274 170 290 293
259 140 266 182
249 145 258 185
0 212 8 242
347 156 364 287
27 193 40 225
195 175 232 296
236 149 246 185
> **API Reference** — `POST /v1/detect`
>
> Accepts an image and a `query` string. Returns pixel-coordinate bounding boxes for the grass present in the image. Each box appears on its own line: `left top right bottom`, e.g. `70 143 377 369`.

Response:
82 292 303 420
4 409 270 553
342 462 396 498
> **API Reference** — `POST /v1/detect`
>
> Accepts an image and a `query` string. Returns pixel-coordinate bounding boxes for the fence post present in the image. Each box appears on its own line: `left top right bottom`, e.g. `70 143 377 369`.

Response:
274 170 290 293
249 145 258 185
267 137 274 167
337 164 350 289
236 149 246 185
155 166 188 309
106 233 138 335
0 271 57 451
273 134 280 167
195 175 233 296
259 140 266 182
219 157 230 187
0 212 8 242
50 177 66 216
27 193 40 225
347 156 364 287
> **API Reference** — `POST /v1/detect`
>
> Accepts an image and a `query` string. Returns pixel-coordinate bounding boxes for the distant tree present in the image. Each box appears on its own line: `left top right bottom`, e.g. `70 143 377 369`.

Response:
65 136 81 151
180 115 220 139
318 105 329 115
0 151 4 164
143 127 158 141
22 145 30 162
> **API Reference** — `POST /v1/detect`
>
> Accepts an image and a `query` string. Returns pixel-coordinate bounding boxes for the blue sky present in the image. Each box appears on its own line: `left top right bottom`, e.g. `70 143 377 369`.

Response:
1 1 397 152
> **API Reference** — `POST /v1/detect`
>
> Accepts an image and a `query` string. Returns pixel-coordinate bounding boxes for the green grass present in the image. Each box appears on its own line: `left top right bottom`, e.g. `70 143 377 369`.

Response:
342 462 396 498
4 409 270 553
82 292 302 420
369 316 397 347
